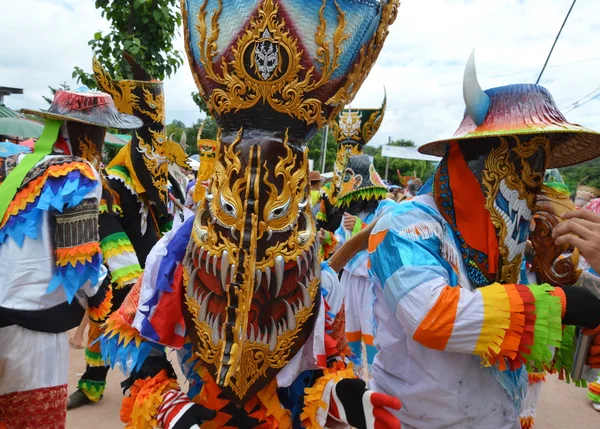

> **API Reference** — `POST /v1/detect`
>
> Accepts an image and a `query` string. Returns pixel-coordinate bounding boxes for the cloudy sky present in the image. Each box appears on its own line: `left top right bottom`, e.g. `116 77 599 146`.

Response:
2 0 599 147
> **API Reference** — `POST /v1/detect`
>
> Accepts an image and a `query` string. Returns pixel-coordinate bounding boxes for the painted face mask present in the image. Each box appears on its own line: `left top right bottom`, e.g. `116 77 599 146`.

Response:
422 53 600 286
330 97 386 204
182 0 398 406
93 54 176 215
337 154 388 208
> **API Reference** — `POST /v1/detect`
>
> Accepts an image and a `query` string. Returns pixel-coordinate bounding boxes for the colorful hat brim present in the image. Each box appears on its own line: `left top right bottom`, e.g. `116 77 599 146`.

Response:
20 108 143 130
419 126 600 169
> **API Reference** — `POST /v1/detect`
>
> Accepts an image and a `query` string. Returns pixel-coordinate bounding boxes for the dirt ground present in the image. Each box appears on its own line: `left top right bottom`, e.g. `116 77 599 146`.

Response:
65 331 599 429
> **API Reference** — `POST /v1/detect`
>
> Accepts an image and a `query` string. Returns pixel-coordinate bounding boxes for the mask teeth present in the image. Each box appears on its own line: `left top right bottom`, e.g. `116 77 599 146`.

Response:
273 255 284 298
254 269 262 293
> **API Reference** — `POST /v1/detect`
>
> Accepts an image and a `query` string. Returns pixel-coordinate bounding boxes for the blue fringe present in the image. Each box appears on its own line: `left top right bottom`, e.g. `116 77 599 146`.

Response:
100 329 154 374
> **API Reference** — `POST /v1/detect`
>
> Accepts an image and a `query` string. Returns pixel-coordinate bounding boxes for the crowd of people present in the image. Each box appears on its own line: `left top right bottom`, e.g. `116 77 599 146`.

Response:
2 1 600 429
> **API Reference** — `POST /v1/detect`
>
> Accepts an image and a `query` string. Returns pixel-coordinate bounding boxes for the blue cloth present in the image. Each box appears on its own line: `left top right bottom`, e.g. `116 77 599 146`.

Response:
0 142 31 157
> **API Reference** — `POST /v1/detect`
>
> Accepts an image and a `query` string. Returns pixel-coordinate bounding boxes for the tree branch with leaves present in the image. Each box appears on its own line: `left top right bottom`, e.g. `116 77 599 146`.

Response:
73 0 184 87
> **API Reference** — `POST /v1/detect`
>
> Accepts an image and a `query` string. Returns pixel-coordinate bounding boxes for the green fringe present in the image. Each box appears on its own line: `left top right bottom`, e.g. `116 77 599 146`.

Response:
545 182 571 196
100 232 132 250
589 391 600 402
85 349 105 367
78 379 106 402
553 325 577 383
524 285 562 367
111 264 143 286
336 187 388 209
316 211 327 222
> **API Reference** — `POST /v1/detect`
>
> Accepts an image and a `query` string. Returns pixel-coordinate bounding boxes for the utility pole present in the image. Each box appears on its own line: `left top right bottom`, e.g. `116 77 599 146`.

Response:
384 136 391 182
321 125 329 172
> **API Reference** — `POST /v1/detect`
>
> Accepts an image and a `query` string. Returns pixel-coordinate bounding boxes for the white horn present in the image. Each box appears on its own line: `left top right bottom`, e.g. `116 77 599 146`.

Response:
463 50 490 126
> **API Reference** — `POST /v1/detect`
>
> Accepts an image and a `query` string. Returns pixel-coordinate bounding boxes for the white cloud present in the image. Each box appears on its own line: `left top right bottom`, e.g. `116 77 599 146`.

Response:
2 0 600 148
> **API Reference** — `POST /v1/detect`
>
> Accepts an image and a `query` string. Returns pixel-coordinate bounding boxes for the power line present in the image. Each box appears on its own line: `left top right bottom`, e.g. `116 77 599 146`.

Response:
536 0 577 84
561 85 600 110
563 88 600 113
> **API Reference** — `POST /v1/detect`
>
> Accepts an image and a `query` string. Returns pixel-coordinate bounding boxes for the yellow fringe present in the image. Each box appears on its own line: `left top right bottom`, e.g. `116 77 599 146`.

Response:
475 283 511 365
301 363 356 428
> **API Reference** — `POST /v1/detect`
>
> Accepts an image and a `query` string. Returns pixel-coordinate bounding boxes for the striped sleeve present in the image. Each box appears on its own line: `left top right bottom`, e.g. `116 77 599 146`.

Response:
99 211 143 289
368 205 563 371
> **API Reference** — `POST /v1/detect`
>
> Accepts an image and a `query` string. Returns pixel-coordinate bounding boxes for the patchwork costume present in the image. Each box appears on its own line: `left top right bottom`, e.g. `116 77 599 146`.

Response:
68 55 190 408
0 89 141 429
367 54 600 429
100 1 403 429
317 97 386 235
333 155 394 373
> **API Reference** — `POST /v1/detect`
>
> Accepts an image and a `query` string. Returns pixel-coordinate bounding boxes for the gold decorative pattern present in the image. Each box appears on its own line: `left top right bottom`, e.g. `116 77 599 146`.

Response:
326 0 399 112
185 274 320 399
195 0 349 127
482 136 551 283
136 130 169 204
77 135 101 169
362 101 386 143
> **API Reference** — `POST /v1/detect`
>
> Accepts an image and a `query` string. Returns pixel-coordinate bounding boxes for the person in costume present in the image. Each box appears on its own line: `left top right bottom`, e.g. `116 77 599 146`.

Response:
518 168 574 429
553 198 600 413
0 88 142 429
99 0 404 428
317 99 386 260
67 54 190 409
334 154 395 374
317 97 386 234
366 53 600 429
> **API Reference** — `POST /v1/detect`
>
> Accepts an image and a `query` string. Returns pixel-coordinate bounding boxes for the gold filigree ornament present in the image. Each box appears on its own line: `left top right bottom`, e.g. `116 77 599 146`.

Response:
481 135 550 283
194 0 347 127
136 129 170 202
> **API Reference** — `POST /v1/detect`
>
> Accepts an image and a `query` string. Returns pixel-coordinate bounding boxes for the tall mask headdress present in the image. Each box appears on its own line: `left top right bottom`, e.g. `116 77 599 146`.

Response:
93 53 188 215
420 51 600 286
181 0 399 406
329 93 386 204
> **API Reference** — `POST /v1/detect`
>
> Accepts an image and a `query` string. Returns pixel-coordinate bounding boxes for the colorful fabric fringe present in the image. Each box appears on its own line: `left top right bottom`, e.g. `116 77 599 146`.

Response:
89 287 113 322
119 369 179 429
520 416 534 429
100 313 154 373
0 162 101 302
335 187 388 209
301 362 356 428
85 320 105 367
589 381 600 403
78 379 106 403
411 282 563 372
319 230 338 260
100 231 142 289
192 365 292 429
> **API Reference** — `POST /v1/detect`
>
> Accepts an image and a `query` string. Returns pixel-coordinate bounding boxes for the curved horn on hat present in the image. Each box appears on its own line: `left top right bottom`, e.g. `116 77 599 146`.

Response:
463 50 490 126
180 132 187 147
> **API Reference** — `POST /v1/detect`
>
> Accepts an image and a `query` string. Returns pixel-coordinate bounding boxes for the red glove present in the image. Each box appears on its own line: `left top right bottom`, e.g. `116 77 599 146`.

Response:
583 326 600 369
330 378 401 429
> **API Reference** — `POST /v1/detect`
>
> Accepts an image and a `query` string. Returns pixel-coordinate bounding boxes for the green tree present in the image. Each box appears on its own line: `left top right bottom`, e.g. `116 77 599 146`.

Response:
307 127 337 172
73 0 184 87
561 158 600 194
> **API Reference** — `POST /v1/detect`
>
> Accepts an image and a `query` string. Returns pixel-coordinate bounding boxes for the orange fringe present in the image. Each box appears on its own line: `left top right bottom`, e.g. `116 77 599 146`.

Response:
520 416 534 429
86 320 104 355
528 371 546 384
489 284 526 370
194 365 292 429
1 161 96 227
120 369 179 429
55 242 101 267
104 312 144 350
89 287 113 322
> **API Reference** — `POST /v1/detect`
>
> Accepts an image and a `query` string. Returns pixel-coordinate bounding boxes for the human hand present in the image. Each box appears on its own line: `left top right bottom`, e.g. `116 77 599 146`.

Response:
343 213 358 231
582 326 600 369
331 378 401 429
553 210 600 273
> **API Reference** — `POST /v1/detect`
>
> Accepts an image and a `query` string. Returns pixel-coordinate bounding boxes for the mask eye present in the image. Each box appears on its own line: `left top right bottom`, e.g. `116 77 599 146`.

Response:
268 199 290 221
220 194 237 218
